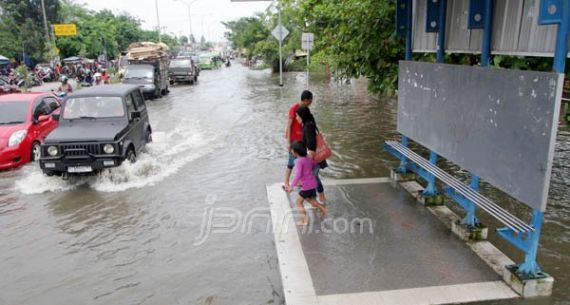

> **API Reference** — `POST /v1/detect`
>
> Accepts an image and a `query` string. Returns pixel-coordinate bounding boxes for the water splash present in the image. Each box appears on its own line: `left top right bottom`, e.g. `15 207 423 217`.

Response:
14 121 218 194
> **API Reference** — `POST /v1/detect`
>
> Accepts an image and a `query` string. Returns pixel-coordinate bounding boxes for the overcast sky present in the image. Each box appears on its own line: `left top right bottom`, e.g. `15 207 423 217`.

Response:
82 0 272 42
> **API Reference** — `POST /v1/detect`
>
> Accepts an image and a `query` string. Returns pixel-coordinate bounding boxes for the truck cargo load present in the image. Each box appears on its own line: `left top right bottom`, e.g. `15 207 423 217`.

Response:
122 42 170 99
127 42 170 61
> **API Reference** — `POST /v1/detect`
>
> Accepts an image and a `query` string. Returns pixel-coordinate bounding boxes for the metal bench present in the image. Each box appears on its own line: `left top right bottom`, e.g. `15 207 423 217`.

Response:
390 0 568 296
385 141 533 234
384 61 563 279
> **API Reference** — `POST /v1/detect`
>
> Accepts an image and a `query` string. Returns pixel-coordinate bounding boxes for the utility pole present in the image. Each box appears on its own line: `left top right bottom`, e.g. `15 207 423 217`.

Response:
155 0 162 43
174 0 200 46
187 5 193 44
307 46 310 89
278 0 283 87
301 32 314 89
40 0 51 45
230 0 280 85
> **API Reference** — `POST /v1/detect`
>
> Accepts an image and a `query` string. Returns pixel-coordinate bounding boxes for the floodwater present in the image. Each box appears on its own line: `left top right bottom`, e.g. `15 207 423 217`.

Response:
0 63 568 305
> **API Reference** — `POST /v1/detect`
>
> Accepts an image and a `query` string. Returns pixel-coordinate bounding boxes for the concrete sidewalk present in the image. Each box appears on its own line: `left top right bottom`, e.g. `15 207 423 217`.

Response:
266 178 519 305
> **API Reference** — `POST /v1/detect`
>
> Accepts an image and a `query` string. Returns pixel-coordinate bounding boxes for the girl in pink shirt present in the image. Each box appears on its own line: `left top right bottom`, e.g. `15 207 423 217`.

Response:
285 141 328 226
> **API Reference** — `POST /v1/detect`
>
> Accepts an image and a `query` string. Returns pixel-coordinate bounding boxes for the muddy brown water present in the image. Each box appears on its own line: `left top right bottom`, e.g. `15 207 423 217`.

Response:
0 64 568 305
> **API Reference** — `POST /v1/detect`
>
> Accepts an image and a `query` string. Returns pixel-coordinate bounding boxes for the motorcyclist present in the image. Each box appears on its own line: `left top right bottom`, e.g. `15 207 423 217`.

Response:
84 71 93 86
55 64 62 80
58 76 73 93
100 69 110 84
76 71 84 83
93 72 103 86
7 72 15 85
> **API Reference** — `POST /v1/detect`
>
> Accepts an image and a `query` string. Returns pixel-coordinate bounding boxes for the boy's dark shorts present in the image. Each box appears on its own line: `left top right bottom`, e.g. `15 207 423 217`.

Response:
299 189 317 199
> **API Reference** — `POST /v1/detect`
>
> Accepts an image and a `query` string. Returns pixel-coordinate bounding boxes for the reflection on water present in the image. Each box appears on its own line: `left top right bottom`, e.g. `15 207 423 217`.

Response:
0 64 568 305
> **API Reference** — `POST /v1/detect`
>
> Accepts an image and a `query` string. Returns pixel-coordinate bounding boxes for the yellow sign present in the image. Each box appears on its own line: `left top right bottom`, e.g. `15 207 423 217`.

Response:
54 24 77 36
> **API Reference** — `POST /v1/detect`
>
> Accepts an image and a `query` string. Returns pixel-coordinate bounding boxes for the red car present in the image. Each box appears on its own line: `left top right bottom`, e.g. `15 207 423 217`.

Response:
0 93 60 170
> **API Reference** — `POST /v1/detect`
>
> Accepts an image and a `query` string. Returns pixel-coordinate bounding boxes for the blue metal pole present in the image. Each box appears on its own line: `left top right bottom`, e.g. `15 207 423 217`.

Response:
462 0 494 226
423 151 438 196
553 1 570 73
398 0 413 174
518 210 545 276
424 0 446 196
405 0 413 61
481 0 493 67
470 175 480 190
436 0 447 63
476 0 493 188
398 136 410 173
462 175 480 226
514 0 570 278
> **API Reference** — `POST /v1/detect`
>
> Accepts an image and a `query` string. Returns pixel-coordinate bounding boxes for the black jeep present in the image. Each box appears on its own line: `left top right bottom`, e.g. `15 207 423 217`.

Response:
39 85 152 177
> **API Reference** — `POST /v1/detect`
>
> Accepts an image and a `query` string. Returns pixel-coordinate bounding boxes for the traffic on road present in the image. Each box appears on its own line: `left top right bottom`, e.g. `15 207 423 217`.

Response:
0 42 231 173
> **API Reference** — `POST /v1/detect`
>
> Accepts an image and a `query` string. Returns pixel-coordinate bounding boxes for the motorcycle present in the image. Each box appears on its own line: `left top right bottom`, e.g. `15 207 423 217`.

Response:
51 88 67 96
0 75 10 85
0 77 20 95
23 73 43 87
38 67 55 82
80 80 93 87
77 73 93 87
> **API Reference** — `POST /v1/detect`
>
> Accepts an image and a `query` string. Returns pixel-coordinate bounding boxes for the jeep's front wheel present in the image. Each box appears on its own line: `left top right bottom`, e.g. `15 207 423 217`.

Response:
31 141 41 162
126 149 136 164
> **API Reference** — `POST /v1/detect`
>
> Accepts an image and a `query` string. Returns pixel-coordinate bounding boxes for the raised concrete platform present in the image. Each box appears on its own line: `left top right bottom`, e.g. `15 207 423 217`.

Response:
266 178 519 305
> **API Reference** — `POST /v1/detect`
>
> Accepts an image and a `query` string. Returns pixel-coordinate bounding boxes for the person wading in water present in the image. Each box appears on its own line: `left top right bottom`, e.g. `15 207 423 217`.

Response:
296 105 327 205
284 90 313 189
285 141 328 226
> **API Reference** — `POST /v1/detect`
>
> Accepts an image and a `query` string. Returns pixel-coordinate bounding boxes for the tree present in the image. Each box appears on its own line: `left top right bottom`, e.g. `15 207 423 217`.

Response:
139 30 178 48
297 0 403 95
0 0 179 62
179 35 189 45
223 15 272 60
0 21 20 60
0 0 61 61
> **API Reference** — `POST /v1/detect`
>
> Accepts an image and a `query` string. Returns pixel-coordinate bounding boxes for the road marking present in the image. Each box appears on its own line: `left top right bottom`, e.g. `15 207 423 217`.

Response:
317 281 517 305
322 177 391 186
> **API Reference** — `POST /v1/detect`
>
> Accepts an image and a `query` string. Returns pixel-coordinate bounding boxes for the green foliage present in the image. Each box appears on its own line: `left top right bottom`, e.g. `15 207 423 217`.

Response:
0 22 20 59
223 15 271 59
492 55 552 72
0 0 179 62
56 3 179 59
223 0 557 96
15 65 30 91
223 0 405 93
0 0 61 61
299 0 404 95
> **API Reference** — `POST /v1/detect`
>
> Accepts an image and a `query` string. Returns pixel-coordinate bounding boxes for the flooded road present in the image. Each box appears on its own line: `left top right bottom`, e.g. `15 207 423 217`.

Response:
0 64 568 305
